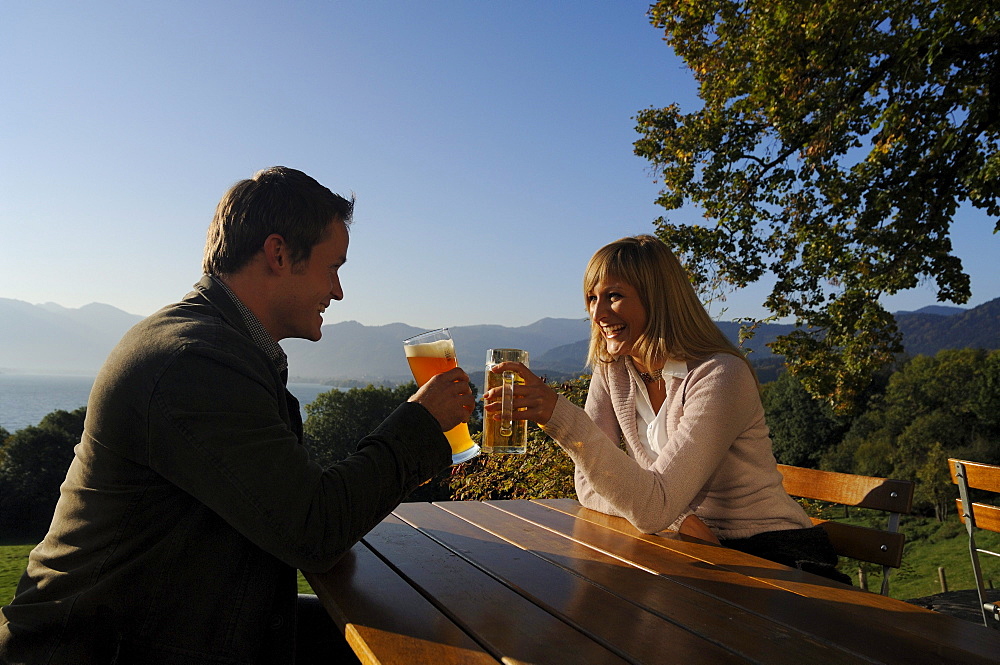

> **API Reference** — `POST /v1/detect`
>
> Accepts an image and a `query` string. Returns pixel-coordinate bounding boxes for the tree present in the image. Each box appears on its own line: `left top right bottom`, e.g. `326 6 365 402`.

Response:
303 382 488 502
303 383 421 466
761 370 847 467
36 408 87 442
915 441 955 521
972 349 1000 431
822 349 1000 514
635 0 1000 410
0 408 85 538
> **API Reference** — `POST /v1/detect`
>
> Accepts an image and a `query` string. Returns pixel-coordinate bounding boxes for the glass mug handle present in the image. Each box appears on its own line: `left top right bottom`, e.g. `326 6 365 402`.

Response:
500 370 516 437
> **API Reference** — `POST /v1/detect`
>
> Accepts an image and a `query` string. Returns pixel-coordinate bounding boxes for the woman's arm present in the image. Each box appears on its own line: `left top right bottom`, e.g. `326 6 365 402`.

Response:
483 356 756 534
542 356 759 533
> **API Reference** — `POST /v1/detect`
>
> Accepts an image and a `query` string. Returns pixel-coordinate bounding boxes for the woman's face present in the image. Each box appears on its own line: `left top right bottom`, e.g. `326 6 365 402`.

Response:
587 274 648 362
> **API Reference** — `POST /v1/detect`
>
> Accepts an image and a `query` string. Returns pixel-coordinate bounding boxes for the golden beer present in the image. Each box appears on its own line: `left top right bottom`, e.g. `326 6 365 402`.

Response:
405 349 457 386
482 348 529 453
402 331 480 464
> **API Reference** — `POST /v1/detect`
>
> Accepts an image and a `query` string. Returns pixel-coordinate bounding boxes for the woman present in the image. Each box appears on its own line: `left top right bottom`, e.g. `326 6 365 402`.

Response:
485 235 848 582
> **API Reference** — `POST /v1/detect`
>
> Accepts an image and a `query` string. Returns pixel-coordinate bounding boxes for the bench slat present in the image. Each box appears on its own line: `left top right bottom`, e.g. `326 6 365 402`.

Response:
811 518 905 568
777 464 913 513
950 459 1000 493
955 500 1000 534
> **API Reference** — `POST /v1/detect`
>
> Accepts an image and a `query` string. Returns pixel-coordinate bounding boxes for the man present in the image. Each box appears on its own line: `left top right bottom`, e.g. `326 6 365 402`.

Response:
0 167 472 664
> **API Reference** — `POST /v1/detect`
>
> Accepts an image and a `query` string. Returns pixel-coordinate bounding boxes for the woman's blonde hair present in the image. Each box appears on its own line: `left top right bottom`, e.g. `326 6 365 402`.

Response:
584 235 750 374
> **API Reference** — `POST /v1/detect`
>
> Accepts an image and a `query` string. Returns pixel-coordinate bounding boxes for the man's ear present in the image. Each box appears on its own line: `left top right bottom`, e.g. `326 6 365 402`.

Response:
262 234 287 273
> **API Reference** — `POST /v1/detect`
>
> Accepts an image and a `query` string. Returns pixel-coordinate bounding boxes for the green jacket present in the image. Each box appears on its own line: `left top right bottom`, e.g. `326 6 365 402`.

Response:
0 275 450 664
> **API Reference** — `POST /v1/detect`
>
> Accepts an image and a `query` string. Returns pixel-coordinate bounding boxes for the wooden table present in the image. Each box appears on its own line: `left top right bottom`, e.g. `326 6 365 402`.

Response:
305 499 1000 664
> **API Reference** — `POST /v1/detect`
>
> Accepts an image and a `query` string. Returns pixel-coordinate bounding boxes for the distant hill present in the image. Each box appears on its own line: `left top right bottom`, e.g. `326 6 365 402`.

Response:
518 300 1000 382
1 296 997 382
0 297 592 383
895 299 1000 357
894 305 968 317
281 317 593 385
0 298 144 374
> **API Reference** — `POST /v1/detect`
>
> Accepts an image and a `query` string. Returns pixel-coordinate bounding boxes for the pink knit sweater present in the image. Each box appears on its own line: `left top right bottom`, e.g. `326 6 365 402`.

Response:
541 353 811 539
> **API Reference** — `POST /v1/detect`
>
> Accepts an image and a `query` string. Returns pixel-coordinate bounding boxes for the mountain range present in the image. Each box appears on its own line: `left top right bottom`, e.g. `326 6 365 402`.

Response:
2 296 998 385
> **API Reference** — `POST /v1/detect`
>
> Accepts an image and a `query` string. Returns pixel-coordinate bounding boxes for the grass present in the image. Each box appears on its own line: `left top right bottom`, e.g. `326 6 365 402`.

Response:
839 515 1000 600
0 542 34 606
4 518 998 606
298 571 315 594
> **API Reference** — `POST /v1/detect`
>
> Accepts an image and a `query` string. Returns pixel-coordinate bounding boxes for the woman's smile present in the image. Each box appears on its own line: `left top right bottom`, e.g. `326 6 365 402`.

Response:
588 276 647 359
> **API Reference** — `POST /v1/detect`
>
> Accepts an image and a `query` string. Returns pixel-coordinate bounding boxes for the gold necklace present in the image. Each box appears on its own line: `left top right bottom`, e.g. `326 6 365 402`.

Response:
638 368 663 383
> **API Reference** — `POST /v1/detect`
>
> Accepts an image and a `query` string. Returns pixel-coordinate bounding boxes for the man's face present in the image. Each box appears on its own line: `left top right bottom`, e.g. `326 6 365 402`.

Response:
274 221 349 342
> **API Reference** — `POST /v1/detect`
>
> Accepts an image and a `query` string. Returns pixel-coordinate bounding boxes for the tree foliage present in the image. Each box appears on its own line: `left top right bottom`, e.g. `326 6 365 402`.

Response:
636 0 1000 409
0 407 86 538
822 348 1000 516
302 382 483 502
761 370 847 466
303 383 421 466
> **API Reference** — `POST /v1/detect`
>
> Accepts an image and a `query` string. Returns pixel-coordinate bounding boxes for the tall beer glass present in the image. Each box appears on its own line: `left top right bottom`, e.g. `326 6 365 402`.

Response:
482 348 529 454
402 328 481 465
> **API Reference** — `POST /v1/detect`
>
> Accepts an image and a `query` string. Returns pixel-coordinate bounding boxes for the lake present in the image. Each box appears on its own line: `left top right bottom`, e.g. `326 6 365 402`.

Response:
0 374 335 433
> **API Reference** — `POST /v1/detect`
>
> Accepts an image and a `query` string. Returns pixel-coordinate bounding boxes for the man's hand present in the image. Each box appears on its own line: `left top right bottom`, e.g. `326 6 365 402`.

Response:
408 367 475 432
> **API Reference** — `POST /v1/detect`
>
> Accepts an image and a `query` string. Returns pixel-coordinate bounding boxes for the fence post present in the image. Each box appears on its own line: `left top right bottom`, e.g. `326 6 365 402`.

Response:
938 567 948 593
858 567 867 591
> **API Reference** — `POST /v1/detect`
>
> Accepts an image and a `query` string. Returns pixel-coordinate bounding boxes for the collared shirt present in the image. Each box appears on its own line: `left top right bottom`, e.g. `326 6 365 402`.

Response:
628 358 689 459
209 275 289 378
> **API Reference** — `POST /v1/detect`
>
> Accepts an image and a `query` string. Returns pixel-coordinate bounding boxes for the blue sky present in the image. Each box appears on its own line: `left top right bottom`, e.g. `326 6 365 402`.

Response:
2 1 996 329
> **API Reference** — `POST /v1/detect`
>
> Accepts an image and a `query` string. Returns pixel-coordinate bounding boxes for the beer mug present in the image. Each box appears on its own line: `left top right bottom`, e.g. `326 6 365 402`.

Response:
402 328 481 465
482 348 529 454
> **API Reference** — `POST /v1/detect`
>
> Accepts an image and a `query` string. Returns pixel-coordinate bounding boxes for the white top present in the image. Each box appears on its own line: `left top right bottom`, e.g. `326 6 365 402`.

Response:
626 358 689 459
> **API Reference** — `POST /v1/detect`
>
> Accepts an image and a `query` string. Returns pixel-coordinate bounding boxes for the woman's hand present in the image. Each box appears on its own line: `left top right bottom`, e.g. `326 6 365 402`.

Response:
481 361 559 426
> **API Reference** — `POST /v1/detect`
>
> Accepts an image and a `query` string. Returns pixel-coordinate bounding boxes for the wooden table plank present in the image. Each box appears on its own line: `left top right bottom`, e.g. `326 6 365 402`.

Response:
534 498 994 621
304 542 498 665
362 513 632 665
534 499 851 591
434 499 870 664
393 502 760 665
518 499 1000 664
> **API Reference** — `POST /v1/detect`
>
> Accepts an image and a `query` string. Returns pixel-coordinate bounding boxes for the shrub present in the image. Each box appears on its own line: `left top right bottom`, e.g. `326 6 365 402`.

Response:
449 376 590 501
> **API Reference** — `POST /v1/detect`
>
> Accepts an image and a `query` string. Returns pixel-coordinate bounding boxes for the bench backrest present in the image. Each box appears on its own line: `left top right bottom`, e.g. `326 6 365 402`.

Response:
777 464 914 595
949 458 1000 628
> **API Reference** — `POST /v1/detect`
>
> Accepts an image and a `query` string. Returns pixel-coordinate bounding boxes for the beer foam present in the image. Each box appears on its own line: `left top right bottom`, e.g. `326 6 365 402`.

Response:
403 339 455 358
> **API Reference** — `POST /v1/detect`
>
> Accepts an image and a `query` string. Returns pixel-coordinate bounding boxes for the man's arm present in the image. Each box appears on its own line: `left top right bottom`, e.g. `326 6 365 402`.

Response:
145 346 456 571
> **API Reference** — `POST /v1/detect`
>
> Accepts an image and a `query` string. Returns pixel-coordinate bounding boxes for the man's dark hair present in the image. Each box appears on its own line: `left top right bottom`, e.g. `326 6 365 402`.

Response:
202 166 354 276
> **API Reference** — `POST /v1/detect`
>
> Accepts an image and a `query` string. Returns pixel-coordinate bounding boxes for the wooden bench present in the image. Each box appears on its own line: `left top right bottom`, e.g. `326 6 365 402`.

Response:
777 464 914 595
950 458 1000 628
